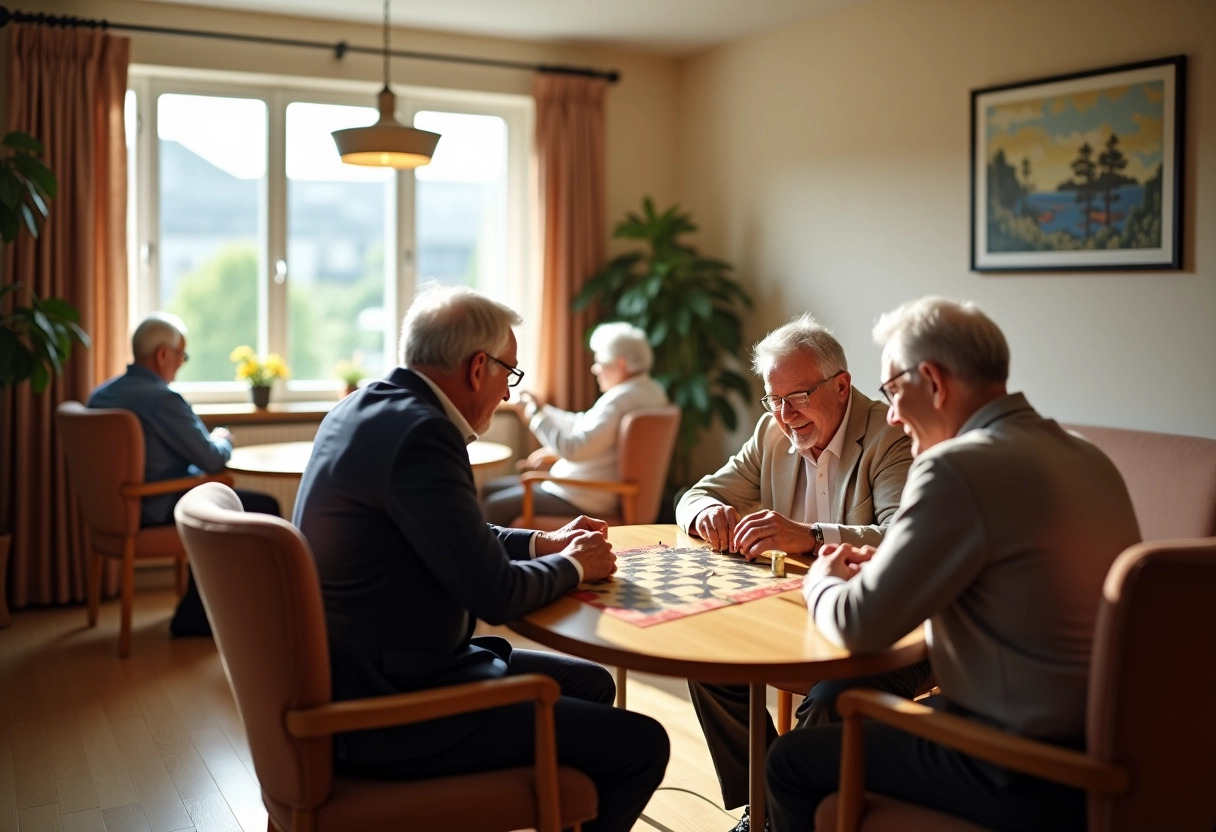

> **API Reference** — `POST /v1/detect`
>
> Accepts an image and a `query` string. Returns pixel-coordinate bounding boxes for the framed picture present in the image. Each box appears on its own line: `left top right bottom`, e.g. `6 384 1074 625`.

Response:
971 55 1185 272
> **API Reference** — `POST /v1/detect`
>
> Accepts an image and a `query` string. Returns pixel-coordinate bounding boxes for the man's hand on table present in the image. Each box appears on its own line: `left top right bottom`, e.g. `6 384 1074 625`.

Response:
693 504 740 552
535 516 614 581
808 542 876 582
731 509 817 559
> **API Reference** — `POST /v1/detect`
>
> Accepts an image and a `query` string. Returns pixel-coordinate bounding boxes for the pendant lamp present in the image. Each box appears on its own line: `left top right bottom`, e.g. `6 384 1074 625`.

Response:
332 0 440 168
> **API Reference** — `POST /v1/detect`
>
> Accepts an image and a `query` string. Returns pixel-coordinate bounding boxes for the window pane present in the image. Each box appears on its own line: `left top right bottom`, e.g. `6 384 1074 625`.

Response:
286 102 393 383
414 112 509 305
158 93 266 383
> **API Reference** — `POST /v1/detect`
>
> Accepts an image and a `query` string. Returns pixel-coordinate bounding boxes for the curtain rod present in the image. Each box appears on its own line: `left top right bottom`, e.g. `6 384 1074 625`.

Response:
0 5 621 83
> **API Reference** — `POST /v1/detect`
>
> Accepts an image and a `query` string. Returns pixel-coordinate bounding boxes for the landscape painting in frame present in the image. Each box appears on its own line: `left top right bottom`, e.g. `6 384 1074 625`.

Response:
971 56 1185 272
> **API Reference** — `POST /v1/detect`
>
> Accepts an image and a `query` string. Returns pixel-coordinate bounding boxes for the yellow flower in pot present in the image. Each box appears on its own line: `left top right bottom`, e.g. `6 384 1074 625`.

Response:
229 345 290 407
334 357 367 397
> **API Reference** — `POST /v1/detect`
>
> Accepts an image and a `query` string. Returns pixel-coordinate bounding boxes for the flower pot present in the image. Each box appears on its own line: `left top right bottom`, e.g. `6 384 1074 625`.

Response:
343 382 359 397
251 386 271 408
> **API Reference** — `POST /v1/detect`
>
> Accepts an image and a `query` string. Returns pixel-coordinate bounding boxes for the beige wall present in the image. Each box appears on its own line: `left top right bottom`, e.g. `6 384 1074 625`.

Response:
11 0 1214 459
678 0 1216 467
7 0 683 285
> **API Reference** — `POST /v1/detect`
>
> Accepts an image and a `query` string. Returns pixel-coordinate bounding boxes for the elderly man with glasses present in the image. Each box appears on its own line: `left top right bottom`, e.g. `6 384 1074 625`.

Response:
293 285 669 832
675 312 925 832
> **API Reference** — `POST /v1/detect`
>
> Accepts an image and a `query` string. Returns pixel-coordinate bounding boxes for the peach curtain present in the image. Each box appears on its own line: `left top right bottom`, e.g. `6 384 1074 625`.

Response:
531 74 608 412
1 24 130 608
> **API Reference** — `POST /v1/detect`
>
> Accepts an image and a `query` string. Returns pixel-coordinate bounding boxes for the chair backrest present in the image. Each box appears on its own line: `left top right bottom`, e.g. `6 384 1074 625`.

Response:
1065 424 1216 539
56 401 145 537
617 405 681 525
1086 537 1216 831
174 483 334 811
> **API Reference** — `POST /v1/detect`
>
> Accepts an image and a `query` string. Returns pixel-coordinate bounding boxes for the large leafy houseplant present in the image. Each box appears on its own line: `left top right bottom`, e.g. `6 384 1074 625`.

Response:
0 131 89 393
573 198 753 487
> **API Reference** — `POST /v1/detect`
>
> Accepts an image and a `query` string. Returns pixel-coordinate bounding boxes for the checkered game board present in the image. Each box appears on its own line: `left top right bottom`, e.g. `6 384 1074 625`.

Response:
569 543 804 627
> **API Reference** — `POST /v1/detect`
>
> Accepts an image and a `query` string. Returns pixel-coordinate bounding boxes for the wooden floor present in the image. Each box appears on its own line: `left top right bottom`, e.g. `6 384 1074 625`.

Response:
0 578 771 832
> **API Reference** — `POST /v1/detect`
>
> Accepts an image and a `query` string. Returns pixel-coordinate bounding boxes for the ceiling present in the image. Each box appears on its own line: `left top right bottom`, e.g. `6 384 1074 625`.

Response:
150 0 847 55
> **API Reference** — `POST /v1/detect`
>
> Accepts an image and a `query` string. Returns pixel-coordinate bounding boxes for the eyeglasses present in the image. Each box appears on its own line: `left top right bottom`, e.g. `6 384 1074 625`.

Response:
878 367 914 404
486 353 525 388
759 371 844 413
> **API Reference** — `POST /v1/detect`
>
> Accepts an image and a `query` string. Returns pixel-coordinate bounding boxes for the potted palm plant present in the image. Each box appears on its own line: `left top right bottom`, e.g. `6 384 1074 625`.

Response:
573 197 753 489
0 131 89 393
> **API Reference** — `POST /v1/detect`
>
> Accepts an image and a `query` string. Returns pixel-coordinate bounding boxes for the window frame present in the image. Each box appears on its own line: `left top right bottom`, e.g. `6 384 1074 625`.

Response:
127 66 534 403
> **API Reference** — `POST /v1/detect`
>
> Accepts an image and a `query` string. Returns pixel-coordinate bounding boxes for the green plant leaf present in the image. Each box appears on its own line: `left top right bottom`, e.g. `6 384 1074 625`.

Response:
11 154 56 198
19 203 38 238
717 368 753 400
29 360 50 393
0 208 19 243
0 169 21 208
2 132 43 152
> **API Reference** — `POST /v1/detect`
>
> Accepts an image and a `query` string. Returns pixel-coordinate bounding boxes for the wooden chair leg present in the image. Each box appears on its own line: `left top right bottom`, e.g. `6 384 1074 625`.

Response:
87 552 104 627
777 688 794 735
615 666 627 708
118 542 136 658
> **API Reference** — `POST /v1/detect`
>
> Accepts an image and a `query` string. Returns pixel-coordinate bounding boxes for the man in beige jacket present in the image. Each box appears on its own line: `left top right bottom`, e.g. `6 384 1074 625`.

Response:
676 313 921 831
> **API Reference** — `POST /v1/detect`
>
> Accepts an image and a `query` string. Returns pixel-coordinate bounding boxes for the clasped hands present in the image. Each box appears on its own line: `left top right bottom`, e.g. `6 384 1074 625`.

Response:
694 504 818 559
534 515 616 582
694 504 875 579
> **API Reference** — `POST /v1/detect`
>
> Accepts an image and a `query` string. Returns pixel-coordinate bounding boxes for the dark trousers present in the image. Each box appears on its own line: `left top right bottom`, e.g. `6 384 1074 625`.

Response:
480 475 584 526
765 695 1085 832
688 659 933 809
169 488 281 636
338 637 670 832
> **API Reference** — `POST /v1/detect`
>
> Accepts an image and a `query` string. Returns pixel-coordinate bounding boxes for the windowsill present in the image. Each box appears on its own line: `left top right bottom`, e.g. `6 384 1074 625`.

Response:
195 400 337 428
195 398 523 430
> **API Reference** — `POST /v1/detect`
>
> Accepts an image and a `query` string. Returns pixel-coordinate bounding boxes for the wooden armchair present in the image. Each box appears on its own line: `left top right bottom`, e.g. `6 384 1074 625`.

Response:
817 537 1216 831
55 401 232 657
174 482 598 832
516 405 681 529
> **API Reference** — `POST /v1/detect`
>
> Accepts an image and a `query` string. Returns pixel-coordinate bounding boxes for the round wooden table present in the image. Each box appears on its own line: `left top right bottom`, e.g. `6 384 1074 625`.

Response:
510 523 927 832
227 439 513 477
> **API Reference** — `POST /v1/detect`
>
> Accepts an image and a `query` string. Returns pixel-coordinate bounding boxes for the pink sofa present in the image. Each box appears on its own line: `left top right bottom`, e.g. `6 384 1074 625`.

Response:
1064 423 1216 539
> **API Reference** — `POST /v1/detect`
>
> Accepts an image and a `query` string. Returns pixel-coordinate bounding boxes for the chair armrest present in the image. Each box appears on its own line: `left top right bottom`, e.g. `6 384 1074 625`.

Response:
285 673 560 738
519 471 640 496
123 471 234 498
836 689 1127 793
518 472 640 526
288 673 566 832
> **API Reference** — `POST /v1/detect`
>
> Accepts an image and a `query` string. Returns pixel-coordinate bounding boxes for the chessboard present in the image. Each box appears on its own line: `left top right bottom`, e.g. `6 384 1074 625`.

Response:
569 543 804 627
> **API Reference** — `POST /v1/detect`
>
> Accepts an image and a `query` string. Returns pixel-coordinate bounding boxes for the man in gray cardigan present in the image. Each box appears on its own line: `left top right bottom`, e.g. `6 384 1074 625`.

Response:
675 313 923 831
766 297 1140 831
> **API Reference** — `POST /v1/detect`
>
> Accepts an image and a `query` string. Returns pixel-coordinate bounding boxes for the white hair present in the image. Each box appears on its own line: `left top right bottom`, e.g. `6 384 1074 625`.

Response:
872 296 1009 384
132 313 186 360
751 312 847 377
589 322 653 374
398 284 522 374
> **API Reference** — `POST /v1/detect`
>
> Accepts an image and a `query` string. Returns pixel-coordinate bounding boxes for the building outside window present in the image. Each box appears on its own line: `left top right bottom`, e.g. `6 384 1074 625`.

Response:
126 70 533 401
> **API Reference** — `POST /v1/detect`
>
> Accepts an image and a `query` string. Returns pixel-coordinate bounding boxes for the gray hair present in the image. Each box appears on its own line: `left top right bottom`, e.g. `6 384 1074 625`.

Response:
751 313 848 377
872 296 1009 384
589 322 653 374
398 284 522 374
132 313 186 360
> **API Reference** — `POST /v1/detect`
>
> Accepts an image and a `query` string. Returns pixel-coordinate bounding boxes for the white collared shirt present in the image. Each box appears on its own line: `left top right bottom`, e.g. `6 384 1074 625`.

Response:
788 394 853 547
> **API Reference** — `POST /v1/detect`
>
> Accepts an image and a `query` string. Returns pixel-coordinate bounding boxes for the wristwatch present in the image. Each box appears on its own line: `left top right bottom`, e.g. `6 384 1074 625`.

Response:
810 523 825 553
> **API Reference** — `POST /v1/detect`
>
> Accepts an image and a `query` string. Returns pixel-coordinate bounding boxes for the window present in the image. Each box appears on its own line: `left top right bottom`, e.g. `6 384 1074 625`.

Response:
127 71 533 400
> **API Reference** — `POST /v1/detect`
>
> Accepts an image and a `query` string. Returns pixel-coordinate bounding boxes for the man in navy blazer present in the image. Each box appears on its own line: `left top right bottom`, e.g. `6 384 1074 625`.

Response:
293 285 669 832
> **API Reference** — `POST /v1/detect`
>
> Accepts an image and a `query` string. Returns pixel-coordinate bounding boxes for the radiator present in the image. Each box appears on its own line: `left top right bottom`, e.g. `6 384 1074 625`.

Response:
228 423 319 520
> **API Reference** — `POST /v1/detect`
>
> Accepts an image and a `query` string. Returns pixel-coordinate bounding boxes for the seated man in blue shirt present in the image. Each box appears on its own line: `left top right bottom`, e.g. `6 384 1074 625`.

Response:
88 313 279 635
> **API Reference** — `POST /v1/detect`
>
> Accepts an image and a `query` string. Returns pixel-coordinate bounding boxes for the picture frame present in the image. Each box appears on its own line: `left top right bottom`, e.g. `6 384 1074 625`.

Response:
971 55 1185 272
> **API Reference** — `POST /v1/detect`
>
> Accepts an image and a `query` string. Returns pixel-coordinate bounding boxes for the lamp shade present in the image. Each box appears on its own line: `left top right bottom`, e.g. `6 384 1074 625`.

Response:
332 88 440 169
